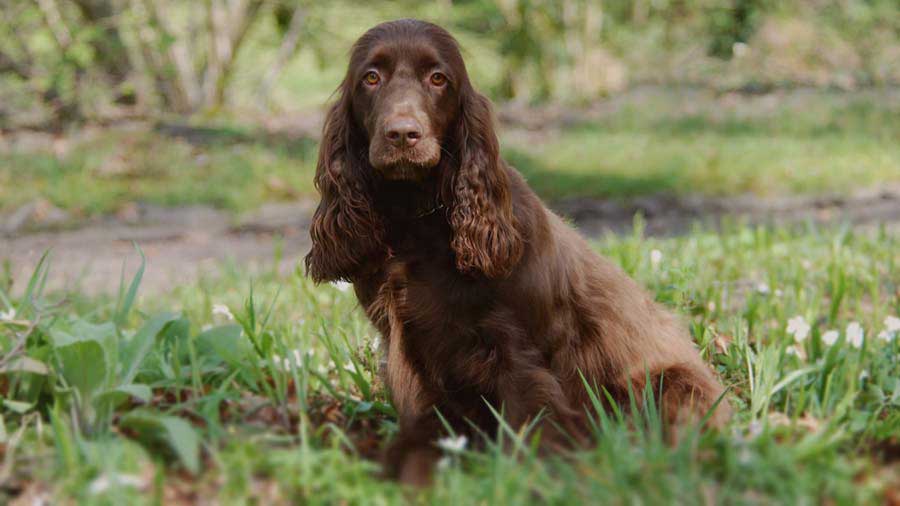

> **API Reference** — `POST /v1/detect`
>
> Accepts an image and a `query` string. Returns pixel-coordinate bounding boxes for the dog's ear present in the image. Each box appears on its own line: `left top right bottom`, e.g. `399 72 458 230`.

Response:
444 89 522 278
305 84 385 283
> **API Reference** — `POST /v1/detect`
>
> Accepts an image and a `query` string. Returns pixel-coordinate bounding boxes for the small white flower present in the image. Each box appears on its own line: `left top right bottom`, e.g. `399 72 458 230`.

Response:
885 316 900 333
88 472 145 494
785 346 798 356
272 354 285 370
821 330 839 346
859 370 869 382
371 336 381 352
437 435 468 453
436 456 452 471
846 322 864 348
650 249 663 268
0 307 16 321
707 301 716 312
786 316 810 342
756 283 770 295
332 281 352 292
212 304 234 321
876 330 894 343
292 349 303 366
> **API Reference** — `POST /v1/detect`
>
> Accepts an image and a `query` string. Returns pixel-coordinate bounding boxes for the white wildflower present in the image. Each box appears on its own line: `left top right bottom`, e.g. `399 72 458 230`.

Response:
436 456 452 471
88 472 145 495
0 307 16 321
437 435 468 453
786 316 810 342
821 330 839 346
272 354 290 371
876 330 894 343
707 301 716 312
846 322 864 348
292 349 303 366
212 304 234 321
756 283 770 295
786 345 806 360
332 280 352 292
859 370 869 382
650 249 663 268
371 336 381 352
884 316 900 333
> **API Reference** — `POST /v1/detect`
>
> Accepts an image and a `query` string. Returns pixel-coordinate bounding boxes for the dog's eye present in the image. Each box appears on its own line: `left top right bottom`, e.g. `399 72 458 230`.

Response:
430 72 447 87
363 71 380 86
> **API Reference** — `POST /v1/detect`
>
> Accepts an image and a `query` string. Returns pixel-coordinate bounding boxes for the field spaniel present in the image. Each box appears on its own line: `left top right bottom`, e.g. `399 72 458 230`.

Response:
305 19 730 485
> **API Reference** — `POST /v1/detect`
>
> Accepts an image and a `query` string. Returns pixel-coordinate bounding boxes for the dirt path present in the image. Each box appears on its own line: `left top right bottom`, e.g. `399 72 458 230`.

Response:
5 184 900 296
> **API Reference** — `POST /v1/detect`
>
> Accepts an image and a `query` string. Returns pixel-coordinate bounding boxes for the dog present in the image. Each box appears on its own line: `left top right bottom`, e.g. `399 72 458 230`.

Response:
305 19 730 486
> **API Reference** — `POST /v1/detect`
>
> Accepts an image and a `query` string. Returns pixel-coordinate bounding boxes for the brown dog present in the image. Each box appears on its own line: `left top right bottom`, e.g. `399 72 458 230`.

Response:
305 19 730 485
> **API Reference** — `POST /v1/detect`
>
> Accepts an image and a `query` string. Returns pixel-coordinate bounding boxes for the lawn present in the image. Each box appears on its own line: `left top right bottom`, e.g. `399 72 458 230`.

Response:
1 219 898 504
2 89 899 217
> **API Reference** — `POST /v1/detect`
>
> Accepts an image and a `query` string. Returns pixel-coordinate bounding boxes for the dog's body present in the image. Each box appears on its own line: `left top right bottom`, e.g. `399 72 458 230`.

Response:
305 19 730 485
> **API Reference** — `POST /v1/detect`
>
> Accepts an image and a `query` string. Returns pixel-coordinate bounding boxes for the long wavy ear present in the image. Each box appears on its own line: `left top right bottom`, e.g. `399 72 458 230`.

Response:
305 88 385 283
445 89 523 278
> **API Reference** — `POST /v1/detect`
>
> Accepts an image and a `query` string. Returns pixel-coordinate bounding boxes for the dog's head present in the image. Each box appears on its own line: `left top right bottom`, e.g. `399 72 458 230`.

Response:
306 20 522 282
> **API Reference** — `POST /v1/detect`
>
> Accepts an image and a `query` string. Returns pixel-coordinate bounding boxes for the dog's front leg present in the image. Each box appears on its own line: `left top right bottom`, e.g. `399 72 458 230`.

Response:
381 317 443 486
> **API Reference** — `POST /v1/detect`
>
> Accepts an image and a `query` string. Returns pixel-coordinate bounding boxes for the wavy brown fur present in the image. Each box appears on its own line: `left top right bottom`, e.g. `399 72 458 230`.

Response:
305 19 731 486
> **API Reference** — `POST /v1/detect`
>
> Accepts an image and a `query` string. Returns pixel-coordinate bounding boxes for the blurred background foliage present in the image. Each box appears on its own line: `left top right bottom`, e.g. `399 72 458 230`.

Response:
1 0 898 128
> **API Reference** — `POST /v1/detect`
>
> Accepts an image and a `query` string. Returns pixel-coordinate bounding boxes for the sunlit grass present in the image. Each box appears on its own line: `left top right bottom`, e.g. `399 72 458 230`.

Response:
1 220 898 504
4 90 898 218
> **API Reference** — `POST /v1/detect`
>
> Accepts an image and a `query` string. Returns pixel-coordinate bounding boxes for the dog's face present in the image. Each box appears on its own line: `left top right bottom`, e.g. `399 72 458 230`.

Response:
347 24 464 181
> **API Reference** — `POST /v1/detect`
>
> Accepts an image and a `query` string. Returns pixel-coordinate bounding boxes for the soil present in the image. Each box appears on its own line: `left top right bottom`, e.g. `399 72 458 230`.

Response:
4 185 900 296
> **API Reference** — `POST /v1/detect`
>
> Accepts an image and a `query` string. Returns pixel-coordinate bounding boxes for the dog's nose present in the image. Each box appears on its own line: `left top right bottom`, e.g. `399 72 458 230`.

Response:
384 118 422 148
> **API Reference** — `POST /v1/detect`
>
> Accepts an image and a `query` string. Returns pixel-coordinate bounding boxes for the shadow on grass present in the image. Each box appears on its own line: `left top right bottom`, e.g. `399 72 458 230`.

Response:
155 121 319 159
504 148 682 201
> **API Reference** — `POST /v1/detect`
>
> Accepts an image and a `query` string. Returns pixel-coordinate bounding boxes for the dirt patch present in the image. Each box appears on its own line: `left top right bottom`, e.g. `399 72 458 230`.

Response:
4 184 900 296
2 202 315 296
558 184 900 236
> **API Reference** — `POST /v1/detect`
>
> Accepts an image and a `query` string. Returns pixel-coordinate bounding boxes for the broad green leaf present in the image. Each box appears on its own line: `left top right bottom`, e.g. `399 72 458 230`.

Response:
0 357 49 375
120 312 181 384
120 411 200 474
2 399 34 414
195 324 252 367
55 340 108 424
95 383 153 409
51 319 117 387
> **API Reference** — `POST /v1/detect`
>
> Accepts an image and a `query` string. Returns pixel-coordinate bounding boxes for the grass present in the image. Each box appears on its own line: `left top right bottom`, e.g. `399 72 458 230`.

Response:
1 219 898 504
2 89 899 217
